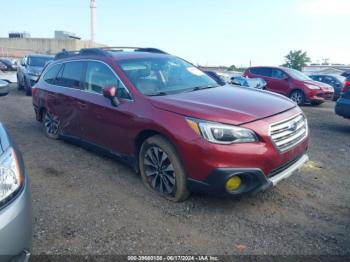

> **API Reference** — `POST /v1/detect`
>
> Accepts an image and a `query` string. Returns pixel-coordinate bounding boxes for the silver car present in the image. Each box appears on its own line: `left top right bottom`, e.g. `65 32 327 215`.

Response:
0 117 32 259
17 54 53 96
0 80 10 96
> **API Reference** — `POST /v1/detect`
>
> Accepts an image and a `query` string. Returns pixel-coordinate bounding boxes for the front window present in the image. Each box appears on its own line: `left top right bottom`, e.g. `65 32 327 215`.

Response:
284 68 312 81
117 57 218 96
84 61 131 99
27 56 52 67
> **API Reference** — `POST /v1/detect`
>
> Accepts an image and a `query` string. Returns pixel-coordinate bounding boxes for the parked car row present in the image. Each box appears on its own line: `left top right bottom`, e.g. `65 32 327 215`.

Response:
243 66 335 105
0 58 17 71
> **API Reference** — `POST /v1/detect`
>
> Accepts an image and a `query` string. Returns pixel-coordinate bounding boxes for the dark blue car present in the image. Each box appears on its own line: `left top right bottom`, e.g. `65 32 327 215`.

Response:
309 74 345 100
335 76 350 119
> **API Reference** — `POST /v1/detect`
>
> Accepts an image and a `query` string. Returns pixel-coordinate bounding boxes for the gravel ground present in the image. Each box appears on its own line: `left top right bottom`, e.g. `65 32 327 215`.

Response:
0 85 349 256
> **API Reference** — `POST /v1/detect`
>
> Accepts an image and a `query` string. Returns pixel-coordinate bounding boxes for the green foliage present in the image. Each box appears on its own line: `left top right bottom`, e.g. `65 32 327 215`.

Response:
228 65 246 72
228 65 237 71
282 50 311 71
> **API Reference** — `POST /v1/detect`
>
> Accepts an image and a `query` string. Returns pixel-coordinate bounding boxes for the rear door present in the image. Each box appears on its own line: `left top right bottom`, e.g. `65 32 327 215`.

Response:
78 61 133 155
249 67 278 91
53 61 85 138
270 68 290 95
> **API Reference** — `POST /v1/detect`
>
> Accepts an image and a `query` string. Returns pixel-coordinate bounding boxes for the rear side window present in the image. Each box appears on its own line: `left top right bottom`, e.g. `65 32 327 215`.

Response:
43 64 62 85
250 67 272 77
271 69 287 79
57 61 84 89
84 61 130 99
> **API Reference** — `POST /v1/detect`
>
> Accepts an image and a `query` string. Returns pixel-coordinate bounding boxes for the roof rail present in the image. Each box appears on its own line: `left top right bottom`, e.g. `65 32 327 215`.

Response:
53 47 168 60
100 47 168 54
54 50 80 60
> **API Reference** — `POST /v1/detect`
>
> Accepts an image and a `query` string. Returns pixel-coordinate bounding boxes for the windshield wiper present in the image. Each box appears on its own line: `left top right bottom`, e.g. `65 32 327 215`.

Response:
189 85 218 92
147 91 168 96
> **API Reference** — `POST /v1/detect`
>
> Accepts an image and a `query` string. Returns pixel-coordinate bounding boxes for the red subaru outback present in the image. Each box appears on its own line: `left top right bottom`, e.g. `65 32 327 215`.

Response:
32 48 309 201
244 66 334 105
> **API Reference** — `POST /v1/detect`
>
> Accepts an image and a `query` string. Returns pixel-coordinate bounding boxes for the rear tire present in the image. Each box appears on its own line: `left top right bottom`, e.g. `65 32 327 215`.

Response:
289 90 305 105
43 110 60 139
311 101 323 106
139 135 190 202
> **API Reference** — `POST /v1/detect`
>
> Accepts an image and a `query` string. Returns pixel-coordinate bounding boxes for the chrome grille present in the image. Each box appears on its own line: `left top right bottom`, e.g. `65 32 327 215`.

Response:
269 114 307 152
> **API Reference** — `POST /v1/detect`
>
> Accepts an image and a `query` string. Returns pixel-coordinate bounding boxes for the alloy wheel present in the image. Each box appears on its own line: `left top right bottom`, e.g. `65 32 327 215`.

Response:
44 112 60 137
290 91 303 105
143 146 176 196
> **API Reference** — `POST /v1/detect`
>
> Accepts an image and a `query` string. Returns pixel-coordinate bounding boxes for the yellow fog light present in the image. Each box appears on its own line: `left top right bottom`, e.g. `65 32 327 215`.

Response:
226 176 241 192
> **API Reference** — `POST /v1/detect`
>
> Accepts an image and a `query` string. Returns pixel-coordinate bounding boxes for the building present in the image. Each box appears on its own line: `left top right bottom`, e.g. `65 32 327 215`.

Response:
54 31 81 40
8 31 31 39
302 65 350 76
0 31 104 58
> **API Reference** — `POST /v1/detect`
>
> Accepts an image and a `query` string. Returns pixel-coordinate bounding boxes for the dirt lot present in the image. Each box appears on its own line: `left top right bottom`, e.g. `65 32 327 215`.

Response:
0 85 349 255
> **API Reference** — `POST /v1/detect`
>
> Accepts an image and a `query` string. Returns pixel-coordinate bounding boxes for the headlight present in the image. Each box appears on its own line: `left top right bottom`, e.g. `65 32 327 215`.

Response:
305 84 320 90
186 118 258 144
0 147 22 204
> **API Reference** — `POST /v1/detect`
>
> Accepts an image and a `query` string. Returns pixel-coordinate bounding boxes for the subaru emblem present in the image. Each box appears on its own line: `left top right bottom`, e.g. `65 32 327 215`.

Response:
289 121 298 132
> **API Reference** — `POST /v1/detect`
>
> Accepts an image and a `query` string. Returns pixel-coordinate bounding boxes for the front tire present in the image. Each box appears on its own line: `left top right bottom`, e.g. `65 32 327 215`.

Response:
43 110 60 139
24 78 32 96
289 90 305 105
139 135 190 202
17 75 23 90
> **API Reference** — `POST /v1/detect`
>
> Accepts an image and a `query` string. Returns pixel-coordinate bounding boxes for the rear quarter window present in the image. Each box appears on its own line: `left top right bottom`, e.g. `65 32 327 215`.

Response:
43 64 62 85
56 62 84 89
250 67 272 77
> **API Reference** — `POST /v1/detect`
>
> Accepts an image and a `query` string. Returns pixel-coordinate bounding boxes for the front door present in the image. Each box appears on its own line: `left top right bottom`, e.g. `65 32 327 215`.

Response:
269 68 290 95
78 61 134 156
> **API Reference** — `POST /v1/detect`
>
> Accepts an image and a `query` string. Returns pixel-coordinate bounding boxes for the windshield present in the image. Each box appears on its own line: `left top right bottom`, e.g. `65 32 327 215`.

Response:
333 75 346 83
28 56 52 67
284 68 312 81
118 57 218 95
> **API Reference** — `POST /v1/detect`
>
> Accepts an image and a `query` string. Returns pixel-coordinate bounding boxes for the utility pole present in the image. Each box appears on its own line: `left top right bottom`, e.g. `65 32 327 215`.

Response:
90 0 96 45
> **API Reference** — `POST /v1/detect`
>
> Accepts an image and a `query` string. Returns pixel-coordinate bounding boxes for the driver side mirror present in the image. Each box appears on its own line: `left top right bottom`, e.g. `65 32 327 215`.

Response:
103 86 120 107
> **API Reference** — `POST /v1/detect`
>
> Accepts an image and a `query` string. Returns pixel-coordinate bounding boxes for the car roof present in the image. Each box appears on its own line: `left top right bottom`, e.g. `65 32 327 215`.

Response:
248 66 290 70
53 47 172 63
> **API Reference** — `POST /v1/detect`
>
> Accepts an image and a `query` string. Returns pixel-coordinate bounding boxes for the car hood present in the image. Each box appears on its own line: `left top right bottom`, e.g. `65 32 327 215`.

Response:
27 66 44 75
149 85 296 125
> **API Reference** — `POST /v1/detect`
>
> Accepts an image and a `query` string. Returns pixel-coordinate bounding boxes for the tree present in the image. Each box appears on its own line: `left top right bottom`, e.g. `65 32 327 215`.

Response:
282 50 311 71
228 64 237 71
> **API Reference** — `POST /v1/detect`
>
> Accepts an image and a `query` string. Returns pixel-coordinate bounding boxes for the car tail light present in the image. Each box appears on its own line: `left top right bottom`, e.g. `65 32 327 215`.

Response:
32 86 37 96
341 80 350 93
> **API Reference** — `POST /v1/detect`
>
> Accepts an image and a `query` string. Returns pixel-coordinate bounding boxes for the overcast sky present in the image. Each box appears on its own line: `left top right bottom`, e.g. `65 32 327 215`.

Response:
1 0 349 67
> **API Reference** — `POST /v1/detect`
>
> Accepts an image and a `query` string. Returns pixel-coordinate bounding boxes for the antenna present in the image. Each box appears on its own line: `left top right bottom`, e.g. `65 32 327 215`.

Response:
90 0 96 44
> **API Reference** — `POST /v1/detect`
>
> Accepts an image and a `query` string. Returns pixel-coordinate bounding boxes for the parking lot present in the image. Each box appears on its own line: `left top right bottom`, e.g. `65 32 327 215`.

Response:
0 84 349 255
